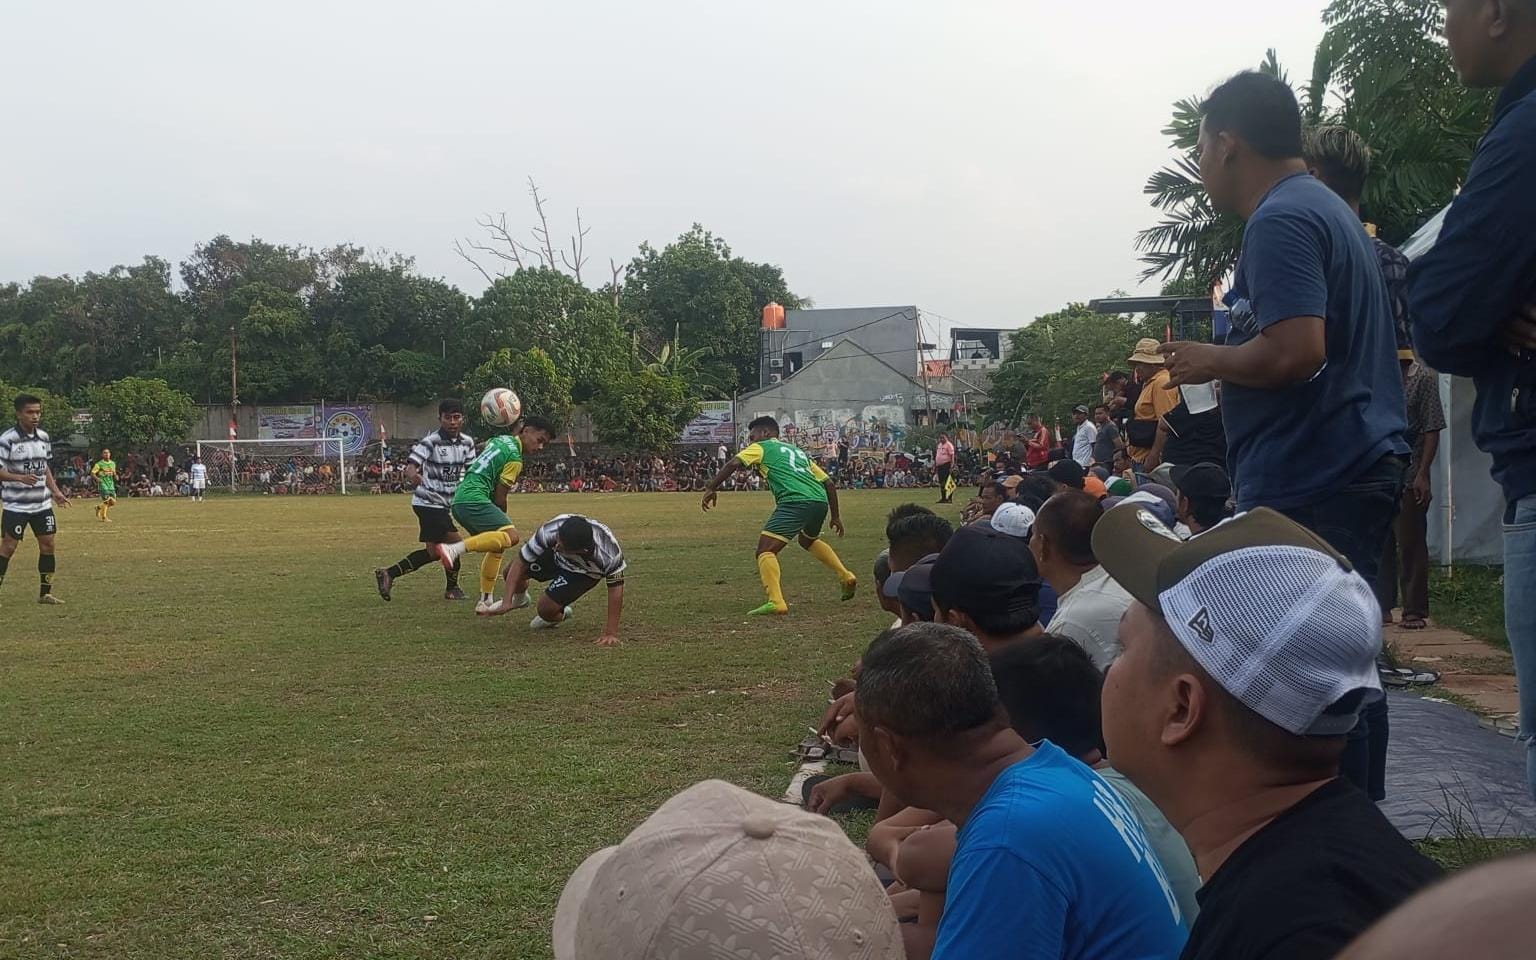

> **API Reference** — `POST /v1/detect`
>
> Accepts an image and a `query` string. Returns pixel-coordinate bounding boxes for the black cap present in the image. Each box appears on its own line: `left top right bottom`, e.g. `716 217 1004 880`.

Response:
930 526 1041 615
1047 459 1086 489
1170 462 1231 500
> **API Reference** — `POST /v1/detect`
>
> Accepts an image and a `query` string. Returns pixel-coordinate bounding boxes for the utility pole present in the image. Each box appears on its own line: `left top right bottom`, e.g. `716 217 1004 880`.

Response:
915 309 935 428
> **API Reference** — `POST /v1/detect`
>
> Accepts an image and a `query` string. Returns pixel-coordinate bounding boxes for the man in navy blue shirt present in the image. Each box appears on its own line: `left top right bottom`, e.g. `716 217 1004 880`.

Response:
1160 72 1408 798
1410 0 1536 798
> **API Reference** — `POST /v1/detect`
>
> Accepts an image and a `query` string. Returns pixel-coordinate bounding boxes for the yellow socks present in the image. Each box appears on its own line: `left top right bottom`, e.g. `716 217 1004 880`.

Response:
479 552 504 595
463 528 516 554
756 552 788 611
806 538 854 584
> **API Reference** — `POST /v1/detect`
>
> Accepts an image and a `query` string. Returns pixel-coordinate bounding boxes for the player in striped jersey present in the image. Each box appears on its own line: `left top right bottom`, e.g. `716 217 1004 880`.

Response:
374 399 476 601
0 393 71 605
481 513 628 646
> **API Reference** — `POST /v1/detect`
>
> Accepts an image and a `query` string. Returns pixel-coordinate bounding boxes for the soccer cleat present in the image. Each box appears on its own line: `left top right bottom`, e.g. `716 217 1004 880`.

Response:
374 568 393 601
39 594 64 605
443 587 467 601
748 601 789 617
840 577 859 602
474 598 497 615
432 541 468 569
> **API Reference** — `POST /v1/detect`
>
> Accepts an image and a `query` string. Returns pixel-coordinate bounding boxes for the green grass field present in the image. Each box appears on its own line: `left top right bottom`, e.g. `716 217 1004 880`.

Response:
1 490 921 959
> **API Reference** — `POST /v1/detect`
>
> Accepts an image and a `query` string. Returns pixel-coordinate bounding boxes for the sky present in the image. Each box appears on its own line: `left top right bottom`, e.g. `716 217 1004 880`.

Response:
0 0 1329 332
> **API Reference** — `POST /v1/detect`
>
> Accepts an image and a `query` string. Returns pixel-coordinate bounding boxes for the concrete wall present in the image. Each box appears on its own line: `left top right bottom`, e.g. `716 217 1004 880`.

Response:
189 403 599 447
737 341 926 454
764 306 919 388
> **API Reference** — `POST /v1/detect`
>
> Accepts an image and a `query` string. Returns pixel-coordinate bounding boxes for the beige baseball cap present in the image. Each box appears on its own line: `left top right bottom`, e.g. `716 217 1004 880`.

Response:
553 779 905 960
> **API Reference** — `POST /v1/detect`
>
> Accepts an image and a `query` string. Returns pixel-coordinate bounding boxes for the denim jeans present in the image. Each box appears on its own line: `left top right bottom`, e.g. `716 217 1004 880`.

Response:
1505 495 1536 799
1281 455 1407 801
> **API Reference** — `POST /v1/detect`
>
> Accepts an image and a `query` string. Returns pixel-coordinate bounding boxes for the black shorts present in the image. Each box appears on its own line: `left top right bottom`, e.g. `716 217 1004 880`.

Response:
526 550 603 606
2 508 56 541
413 505 458 544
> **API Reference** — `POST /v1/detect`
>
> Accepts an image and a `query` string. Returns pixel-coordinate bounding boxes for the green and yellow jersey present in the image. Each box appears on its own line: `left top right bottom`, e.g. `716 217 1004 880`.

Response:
737 439 829 504
454 435 524 504
92 459 118 495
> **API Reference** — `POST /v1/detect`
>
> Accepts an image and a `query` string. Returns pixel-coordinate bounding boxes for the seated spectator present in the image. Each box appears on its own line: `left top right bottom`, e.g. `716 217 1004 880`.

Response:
856 623 1188 960
1338 853 1536 960
1031 491 1133 669
873 549 903 628
971 479 1009 526
553 779 904 960
1093 505 1441 960
987 502 1035 539
1017 471 1058 507
929 524 1044 654
1171 463 1233 536
1048 458 1087 491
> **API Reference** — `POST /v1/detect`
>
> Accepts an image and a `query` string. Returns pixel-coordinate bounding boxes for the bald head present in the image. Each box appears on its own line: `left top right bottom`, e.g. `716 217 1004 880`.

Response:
1337 854 1536 960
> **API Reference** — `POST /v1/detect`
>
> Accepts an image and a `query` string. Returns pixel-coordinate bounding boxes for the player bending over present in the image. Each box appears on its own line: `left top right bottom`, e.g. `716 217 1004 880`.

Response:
375 398 475 602
91 449 118 522
0 393 71 605
482 513 627 646
702 415 855 616
432 416 555 612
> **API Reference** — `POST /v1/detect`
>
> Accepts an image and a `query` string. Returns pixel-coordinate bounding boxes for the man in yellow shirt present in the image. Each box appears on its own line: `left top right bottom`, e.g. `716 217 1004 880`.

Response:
1126 338 1179 467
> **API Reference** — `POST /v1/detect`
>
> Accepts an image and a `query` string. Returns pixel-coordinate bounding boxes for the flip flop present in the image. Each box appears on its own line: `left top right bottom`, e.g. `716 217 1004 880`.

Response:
1380 666 1440 686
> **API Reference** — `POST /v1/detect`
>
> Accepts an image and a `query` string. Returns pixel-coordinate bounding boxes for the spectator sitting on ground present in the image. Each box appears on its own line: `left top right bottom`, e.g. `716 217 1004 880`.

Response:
873 549 903 628
856 623 1188 960
1030 491 1133 669
988 501 1035 540
929 524 1045 654
1048 458 1087 492
1093 505 1441 960
970 478 1010 526
554 779 904 960
890 636 1203 955
886 552 940 625
1171 463 1233 536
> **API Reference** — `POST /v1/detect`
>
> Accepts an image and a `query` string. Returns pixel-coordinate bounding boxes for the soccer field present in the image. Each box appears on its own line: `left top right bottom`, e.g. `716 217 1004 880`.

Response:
1 489 924 959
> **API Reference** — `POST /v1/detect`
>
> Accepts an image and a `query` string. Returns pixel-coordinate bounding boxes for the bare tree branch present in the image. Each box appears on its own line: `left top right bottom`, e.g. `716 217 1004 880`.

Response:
560 208 590 284
453 240 498 286
609 258 623 310
527 178 560 271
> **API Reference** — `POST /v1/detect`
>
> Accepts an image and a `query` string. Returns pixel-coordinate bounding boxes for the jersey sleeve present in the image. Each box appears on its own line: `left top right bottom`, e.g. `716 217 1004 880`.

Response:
735 443 765 468
499 460 524 486
931 847 1067 960
0 433 11 462
408 437 433 468
520 520 557 563
809 461 829 483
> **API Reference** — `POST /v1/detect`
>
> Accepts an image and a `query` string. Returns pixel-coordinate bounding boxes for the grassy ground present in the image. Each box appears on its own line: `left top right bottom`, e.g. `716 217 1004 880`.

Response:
0 490 921 960
1429 565 1507 650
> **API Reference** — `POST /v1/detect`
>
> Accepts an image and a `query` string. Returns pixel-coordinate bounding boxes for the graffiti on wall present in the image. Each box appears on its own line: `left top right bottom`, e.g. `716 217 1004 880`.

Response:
749 405 910 454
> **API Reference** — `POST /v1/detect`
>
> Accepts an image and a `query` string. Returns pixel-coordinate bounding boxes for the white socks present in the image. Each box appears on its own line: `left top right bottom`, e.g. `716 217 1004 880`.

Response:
529 607 574 630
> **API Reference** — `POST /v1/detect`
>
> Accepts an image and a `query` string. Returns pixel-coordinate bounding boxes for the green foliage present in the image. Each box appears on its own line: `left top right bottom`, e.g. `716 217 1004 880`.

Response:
463 347 573 437
83 378 198 452
0 381 78 441
984 305 1155 427
590 370 702 453
621 225 803 392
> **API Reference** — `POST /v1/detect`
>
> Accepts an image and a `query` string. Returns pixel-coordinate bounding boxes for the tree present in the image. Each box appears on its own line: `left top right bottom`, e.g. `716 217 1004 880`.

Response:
589 371 701 453
455 178 592 284
463 347 573 437
0 381 78 441
83 378 197 452
984 305 1155 427
620 225 804 392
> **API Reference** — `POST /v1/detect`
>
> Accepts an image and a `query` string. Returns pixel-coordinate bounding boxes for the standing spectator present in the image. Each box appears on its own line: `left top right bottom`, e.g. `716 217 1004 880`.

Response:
934 432 956 504
1126 339 1177 466
1158 72 1408 799
1070 405 1097 467
1377 351 1445 629
1103 371 1138 428
1093 505 1441 960
716 441 729 465
1024 415 1051 469
1090 404 1121 467
1410 0 1536 797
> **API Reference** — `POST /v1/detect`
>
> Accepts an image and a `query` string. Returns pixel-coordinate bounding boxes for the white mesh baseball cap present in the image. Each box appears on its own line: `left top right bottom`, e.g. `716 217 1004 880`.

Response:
553 779 904 960
989 502 1036 538
1092 505 1383 736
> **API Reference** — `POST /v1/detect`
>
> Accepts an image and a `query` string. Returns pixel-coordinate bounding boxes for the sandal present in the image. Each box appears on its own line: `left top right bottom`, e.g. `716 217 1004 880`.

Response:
1379 665 1440 686
1400 618 1427 630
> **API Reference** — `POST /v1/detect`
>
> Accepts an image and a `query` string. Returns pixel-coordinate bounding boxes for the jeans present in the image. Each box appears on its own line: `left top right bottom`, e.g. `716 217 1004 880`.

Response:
1506 495 1536 799
1280 455 1407 801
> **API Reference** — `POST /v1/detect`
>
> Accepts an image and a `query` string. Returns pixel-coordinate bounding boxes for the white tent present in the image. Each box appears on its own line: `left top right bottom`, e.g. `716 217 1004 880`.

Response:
1402 205 1506 566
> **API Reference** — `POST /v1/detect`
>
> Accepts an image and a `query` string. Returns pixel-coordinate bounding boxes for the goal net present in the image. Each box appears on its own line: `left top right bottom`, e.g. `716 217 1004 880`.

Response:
194 438 348 494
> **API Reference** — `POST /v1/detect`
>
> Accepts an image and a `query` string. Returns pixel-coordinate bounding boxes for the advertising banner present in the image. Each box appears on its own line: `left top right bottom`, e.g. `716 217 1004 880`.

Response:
678 401 734 444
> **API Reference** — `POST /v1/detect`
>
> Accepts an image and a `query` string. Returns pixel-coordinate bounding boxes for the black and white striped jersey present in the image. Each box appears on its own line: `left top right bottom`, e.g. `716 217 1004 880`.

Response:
408 429 476 509
0 426 53 514
521 514 626 585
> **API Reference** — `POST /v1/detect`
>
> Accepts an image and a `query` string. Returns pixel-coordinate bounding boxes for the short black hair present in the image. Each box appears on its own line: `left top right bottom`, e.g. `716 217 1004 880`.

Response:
439 398 464 416
748 415 780 435
935 587 1040 637
991 636 1105 759
858 623 1002 747
14 393 41 412
557 515 595 553
1201 71 1303 160
1106 371 1129 384
1018 474 1058 506
886 503 936 543
1034 491 1101 566
520 415 556 437
1093 403 1110 414
1183 493 1231 530
1304 124 1371 203
887 512 953 558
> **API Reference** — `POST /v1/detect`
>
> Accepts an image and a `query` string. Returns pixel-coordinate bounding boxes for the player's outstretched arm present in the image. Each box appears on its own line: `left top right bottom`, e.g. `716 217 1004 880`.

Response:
824 479 844 536
596 582 624 647
46 465 70 507
701 459 739 511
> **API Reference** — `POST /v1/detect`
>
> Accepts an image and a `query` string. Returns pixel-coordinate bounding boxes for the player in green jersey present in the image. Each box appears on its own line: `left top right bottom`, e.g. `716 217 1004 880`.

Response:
91 449 118 522
702 415 856 616
432 415 555 612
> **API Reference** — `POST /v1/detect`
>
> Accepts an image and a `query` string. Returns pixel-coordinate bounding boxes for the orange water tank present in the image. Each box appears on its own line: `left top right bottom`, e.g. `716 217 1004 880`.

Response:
762 302 785 330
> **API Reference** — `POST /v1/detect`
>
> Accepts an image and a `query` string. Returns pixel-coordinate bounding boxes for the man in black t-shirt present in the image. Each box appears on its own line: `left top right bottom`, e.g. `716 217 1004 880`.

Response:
1092 505 1440 960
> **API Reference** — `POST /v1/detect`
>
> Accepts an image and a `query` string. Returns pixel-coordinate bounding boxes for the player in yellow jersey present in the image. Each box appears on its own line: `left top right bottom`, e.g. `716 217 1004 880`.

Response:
91 449 118 522
702 416 856 616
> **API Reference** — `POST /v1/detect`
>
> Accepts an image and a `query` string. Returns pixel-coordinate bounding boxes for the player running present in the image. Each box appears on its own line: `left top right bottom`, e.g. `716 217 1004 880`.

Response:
189 456 208 501
701 416 856 616
91 449 118 522
375 398 476 602
431 416 555 613
0 393 71 605
481 513 627 646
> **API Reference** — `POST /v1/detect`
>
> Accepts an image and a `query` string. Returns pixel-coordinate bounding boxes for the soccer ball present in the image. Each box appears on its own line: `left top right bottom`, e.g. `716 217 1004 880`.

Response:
480 387 523 427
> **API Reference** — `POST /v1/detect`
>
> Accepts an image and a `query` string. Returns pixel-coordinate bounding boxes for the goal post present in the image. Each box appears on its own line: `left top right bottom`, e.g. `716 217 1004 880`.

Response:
194 438 349 495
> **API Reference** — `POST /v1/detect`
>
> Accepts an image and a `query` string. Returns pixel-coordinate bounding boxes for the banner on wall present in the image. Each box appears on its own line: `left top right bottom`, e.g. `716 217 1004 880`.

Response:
321 404 375 456
678 401 735 444
258 405 319 440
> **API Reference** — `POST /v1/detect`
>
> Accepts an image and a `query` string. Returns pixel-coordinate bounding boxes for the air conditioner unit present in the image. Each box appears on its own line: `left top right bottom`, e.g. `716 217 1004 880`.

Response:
768 358 784 369
769 374 783 384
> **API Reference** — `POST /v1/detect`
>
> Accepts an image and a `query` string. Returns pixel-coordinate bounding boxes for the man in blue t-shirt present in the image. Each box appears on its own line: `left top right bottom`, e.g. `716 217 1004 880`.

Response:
856 622 1186 960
